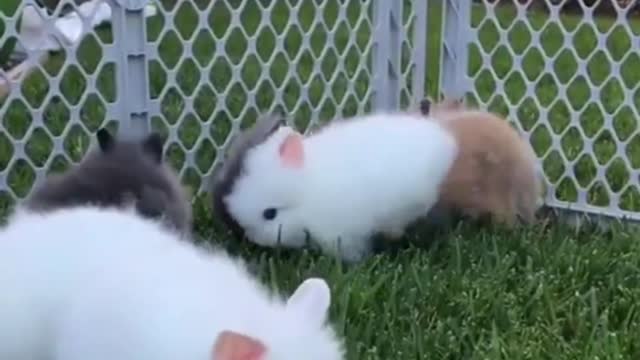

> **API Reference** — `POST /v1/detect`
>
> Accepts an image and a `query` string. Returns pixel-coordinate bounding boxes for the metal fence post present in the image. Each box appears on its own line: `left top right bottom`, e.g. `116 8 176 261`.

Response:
372 0 403 111
109 0 150 138
440 0 471 101
411 0 428 104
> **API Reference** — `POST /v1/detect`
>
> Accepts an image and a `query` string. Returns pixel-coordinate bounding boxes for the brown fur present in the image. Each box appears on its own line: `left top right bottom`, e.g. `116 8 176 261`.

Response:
421 98 542 226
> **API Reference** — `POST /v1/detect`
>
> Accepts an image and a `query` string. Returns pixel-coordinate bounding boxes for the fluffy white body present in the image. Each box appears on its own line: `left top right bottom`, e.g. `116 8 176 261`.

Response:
0 206 344 360
224 112 459 262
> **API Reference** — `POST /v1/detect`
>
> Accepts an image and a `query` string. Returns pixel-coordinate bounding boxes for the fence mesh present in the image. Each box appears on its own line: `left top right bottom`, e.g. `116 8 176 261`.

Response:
0 0 121 219
2 0 639 222
459 0 640 221
0 0 418 218
145 0 381 193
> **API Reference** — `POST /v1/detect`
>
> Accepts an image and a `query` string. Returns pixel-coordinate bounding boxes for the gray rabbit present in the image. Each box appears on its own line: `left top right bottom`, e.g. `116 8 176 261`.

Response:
25 128 193 236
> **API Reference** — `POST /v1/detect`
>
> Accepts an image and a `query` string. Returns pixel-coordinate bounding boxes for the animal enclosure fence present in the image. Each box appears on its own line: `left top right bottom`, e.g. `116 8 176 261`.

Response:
0 0 638 223
459 0 640 222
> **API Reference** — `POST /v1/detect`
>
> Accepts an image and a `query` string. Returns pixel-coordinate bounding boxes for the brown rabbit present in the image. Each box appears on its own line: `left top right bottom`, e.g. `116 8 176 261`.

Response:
419 97 543 227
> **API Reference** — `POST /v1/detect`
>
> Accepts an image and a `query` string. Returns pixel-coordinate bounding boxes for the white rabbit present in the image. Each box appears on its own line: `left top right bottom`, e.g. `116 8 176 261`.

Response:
0 206 344 360
217 112 459 263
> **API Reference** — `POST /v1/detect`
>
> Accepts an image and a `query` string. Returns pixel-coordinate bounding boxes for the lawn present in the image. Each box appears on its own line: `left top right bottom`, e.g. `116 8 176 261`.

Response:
2 0 640 359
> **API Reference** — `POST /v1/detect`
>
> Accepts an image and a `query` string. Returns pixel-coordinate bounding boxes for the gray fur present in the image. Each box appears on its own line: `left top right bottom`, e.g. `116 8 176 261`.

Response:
211 113 286 238
419 98 431 115
25 128 192 236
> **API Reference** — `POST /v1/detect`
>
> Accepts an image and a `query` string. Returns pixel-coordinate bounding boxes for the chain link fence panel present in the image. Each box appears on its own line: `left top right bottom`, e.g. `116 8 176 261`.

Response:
448 0 640 221
0 0 124 219
0 0 429 218
4 0 637 223
145 0 381 193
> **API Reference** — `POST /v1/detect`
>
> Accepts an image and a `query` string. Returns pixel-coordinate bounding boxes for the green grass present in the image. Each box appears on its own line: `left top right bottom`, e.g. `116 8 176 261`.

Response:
2 1 640 358
221 220 640 359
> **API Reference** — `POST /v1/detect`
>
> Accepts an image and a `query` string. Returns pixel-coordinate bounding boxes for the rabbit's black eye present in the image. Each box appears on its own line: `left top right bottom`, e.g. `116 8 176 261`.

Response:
262 208 277 220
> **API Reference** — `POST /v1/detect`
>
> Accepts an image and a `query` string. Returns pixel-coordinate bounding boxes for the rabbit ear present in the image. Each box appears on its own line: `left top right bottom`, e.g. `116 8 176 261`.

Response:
212 331 266 360
286 278 331 326
142 133 165 163
96 128 114 152
278 132 305 168
419 98 431 115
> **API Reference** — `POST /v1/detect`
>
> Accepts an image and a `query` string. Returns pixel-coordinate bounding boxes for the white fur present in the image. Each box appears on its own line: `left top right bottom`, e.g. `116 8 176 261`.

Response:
224 112 459 262
0 206 344 360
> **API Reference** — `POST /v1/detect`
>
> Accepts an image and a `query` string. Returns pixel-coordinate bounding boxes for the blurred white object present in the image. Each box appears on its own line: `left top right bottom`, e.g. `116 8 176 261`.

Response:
16 0 157 52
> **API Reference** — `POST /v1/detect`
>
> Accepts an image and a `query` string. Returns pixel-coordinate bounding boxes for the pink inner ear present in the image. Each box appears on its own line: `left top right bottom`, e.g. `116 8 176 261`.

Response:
212 331 267 360
278 133 305 168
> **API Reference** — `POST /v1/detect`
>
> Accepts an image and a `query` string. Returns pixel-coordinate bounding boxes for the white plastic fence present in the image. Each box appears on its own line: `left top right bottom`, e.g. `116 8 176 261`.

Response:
0 0 638 222
454 1 640 221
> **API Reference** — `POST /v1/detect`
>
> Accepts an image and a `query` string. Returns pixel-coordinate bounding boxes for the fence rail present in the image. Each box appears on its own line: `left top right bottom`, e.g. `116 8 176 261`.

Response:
0 0 639 222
